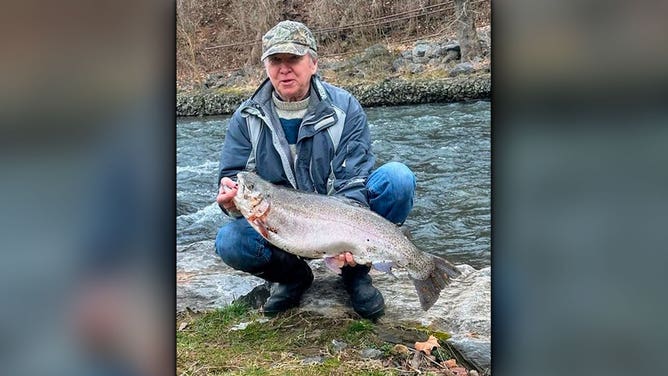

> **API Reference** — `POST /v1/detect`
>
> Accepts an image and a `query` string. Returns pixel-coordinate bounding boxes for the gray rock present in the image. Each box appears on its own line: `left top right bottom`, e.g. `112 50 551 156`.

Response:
302 356 324 365
443 43 461 62
412 55 430 64
176 240 264 311
425 44 444 59
450 62 474 77
362 44 391 59
408 63 425 74
392 58 407 72
331 339 348 353
444 43 461 53
360 348 383 359
234 283 270 309
176 239 490 369
445 49 461 63
177 199 198 216
428 58 441 66
449 334 490 370
412 43 430 58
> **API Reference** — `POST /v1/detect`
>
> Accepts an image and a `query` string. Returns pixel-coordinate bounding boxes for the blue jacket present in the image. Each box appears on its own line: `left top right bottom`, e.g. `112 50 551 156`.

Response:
218 75 376 216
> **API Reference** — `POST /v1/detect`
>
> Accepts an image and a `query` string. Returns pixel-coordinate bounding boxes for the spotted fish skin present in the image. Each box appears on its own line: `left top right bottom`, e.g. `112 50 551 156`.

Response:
232 171 461 310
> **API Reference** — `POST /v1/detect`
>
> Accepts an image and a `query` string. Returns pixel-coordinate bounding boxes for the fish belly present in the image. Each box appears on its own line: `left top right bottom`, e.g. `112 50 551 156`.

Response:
259 206 398 264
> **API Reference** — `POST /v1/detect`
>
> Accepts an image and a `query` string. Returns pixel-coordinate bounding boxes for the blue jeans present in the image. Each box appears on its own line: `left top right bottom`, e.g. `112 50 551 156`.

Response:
215 161 416 273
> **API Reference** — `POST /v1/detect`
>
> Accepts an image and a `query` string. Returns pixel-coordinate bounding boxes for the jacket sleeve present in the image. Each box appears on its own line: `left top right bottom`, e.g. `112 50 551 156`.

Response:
330 96 376 206
217 110 253 217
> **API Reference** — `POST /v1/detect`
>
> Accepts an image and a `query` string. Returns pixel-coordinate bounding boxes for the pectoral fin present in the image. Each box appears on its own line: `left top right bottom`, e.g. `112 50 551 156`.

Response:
324 256 344 274
253 218 269 238
248 201 271 238
372 261 397 278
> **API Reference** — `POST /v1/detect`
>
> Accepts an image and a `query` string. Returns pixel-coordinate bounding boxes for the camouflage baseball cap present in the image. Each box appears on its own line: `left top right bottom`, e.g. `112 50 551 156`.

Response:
261 20 317 61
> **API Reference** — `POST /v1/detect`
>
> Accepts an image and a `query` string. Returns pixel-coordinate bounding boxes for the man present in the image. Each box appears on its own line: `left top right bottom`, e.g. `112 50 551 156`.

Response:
215 20 416 319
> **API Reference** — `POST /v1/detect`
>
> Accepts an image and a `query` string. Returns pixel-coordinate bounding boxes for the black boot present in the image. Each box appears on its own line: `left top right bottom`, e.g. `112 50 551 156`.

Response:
341 265 385 320
252 249 313 316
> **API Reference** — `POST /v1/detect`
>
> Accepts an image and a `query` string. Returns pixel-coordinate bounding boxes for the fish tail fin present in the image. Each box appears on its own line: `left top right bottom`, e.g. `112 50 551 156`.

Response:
433 254 461 281
412 255 461 311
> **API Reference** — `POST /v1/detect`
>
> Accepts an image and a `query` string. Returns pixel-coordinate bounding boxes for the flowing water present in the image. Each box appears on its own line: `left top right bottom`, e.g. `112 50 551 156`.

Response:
177 101 490 268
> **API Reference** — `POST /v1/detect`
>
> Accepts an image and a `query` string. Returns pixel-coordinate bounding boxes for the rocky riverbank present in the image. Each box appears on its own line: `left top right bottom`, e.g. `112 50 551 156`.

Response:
177 240 491 371
176 26 491 117
177 73 490 116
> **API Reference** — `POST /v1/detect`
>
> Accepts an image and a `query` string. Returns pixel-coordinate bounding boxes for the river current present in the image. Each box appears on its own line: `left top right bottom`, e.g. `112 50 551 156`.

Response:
177 101 490 268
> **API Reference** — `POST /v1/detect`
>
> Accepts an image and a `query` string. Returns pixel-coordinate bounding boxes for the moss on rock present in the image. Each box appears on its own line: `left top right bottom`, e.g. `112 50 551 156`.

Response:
176 73 490 117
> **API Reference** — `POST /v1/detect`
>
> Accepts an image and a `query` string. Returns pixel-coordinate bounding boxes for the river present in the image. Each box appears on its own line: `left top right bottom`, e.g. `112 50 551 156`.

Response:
177 101 490 268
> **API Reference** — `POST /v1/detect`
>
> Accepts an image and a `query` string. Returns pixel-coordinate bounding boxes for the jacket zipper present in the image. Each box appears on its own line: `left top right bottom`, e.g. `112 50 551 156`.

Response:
245 103 298 189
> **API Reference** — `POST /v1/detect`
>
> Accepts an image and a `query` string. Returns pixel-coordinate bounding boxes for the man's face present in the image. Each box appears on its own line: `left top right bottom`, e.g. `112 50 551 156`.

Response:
264 53 317 102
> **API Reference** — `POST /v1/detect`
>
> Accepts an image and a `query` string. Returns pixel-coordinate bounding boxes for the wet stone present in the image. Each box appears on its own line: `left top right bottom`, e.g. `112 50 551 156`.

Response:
360 348 384 359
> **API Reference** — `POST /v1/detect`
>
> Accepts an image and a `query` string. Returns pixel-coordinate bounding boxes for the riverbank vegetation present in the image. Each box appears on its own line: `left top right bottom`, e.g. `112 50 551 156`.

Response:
177 0 491 91
177 302 485 375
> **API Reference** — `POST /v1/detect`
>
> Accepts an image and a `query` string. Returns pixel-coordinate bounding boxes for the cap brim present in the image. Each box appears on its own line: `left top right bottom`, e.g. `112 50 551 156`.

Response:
261 43 311 61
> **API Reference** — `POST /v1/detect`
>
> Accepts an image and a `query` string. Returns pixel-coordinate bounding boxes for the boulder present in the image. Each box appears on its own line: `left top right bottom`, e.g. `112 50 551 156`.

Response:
177 241 264 311
450 62 475 77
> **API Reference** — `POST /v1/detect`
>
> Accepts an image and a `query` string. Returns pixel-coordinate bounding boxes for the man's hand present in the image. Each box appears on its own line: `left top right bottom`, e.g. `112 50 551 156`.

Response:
216 177 239 212
335 252 357 267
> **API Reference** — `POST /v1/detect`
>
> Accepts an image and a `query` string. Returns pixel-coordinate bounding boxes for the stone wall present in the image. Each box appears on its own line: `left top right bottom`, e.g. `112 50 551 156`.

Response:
176 72 490 117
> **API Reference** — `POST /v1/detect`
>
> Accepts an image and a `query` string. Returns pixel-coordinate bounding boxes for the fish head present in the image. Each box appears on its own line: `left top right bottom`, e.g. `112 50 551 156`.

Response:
234 172 270 218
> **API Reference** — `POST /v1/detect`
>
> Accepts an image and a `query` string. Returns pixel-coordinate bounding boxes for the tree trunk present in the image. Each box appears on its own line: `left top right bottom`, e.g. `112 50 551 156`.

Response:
454 0 482 62
247 30 263 66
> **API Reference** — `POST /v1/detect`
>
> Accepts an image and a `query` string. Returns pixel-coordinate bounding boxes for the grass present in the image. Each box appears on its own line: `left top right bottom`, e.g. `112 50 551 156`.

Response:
177 302 478 376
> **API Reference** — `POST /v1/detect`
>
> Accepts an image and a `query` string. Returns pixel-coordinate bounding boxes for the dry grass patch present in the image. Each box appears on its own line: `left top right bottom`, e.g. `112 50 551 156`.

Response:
177 303 482 376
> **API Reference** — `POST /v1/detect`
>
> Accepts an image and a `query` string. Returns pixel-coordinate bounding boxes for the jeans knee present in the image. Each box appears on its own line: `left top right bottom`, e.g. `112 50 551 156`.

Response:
214 219 271 273
371 162 416 199
389 162 416 197
367 162 416 224
214 225 237 266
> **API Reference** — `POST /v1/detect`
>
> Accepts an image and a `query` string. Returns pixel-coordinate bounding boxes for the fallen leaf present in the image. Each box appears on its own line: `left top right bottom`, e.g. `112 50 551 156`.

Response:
178 322 188 331
414 335 440 355
444 358 458 368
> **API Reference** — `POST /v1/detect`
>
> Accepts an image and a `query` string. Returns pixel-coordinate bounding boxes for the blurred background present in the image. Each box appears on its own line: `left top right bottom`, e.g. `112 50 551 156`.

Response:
0 0 174 375
1 0 667 375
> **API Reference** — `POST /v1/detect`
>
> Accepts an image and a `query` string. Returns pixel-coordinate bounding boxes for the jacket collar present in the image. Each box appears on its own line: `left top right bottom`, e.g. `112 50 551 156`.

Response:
240 75 338 134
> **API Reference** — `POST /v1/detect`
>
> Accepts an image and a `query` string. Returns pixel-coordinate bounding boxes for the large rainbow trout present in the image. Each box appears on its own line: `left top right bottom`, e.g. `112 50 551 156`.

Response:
232 171 461 311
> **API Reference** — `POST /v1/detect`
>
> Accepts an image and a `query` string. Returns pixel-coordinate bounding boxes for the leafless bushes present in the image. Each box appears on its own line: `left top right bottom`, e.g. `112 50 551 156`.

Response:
307 0 454 51
224 0 283 64
176 0 491 89
177 0 227 84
